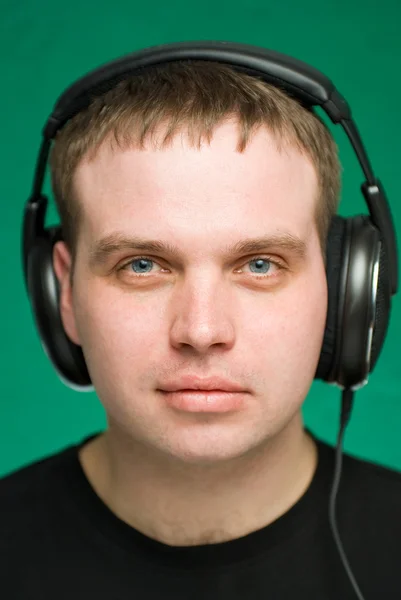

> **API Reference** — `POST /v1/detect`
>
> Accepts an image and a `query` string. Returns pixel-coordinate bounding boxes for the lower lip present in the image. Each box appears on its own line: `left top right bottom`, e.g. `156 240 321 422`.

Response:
160 390 246 413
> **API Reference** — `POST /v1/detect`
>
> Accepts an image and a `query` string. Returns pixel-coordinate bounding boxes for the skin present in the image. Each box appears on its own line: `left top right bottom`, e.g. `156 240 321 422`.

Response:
53 118 328 546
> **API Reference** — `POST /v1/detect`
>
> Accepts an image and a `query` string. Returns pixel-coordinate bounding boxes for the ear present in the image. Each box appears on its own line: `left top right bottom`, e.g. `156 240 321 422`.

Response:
53 241 81 346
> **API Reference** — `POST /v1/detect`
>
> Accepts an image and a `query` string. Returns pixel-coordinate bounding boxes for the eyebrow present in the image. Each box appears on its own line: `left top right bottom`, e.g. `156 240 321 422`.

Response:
88 231 307 269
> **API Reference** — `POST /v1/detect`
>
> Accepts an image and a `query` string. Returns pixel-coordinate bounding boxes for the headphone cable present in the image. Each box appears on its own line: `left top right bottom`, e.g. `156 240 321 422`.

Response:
328 387 366 600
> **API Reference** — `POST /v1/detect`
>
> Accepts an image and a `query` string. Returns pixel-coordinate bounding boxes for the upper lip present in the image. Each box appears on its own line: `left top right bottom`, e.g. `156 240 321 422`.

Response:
160 375 246 393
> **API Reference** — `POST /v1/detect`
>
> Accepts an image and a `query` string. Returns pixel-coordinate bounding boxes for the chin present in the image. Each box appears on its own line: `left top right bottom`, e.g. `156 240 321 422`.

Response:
154 419 278 468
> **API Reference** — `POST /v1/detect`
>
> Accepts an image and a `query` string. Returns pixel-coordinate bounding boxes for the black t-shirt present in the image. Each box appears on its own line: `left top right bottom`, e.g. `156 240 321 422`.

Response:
1 430 401 599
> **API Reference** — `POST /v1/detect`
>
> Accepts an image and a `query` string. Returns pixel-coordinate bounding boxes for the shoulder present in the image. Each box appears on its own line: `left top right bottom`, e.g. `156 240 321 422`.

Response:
317 434 401 491
0 431 101 495
0 441 77 497
0 444 73 521
0 435 97 548
315 432 401 485
315 434 401 531
342 444 401 495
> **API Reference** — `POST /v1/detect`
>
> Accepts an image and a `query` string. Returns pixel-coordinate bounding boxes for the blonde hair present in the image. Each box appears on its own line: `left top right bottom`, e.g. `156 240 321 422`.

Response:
49 59 342 264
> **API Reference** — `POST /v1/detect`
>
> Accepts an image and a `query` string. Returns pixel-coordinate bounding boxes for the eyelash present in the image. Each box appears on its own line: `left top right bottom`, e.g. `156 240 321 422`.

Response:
118 255 285 279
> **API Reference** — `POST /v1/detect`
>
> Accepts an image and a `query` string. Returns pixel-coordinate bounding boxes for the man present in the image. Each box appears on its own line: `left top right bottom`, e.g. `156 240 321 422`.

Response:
1 55 400 599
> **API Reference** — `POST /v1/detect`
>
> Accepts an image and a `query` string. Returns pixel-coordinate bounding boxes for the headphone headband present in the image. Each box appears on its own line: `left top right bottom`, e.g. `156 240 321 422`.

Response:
44 41 351 136
24 40 398 294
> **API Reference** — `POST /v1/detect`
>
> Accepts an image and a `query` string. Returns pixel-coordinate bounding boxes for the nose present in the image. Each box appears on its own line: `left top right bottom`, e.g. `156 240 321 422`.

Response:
168 274 236 354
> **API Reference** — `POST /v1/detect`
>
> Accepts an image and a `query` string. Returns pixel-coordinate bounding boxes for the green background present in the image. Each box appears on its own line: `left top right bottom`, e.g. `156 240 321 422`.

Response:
1 0 400 476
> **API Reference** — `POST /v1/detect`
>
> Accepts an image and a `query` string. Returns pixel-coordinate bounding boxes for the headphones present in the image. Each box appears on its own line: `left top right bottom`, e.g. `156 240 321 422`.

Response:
22 40 399 392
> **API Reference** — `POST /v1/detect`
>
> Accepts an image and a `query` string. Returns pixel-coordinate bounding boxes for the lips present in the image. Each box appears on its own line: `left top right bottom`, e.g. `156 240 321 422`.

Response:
159 375 246 393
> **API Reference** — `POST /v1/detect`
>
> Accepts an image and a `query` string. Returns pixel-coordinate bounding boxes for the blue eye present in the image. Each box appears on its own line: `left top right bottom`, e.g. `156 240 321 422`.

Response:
129 258 155 274
248 258 272 274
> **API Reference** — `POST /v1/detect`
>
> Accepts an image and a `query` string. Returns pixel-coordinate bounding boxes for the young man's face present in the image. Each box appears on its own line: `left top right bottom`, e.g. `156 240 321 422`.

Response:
54 118 328 465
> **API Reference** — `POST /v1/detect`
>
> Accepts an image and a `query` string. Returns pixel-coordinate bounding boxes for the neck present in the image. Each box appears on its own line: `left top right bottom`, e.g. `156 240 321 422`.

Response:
79 412 317 546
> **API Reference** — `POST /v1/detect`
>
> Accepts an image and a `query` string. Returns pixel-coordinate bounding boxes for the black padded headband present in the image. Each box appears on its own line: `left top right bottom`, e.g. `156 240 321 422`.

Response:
24 40 398 294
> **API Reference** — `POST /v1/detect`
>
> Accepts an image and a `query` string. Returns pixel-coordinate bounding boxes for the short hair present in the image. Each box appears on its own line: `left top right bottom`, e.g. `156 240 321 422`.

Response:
49 59 342 265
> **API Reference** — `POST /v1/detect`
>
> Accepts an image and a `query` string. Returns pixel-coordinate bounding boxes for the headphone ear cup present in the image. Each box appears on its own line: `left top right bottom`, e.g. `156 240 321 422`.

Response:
334 215 392 387
26 227 92 389
363 223 392 373
315 215 346 382
316 215 392 388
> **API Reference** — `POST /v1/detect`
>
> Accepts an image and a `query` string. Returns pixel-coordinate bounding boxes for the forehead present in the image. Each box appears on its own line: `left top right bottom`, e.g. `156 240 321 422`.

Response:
73 121 319 250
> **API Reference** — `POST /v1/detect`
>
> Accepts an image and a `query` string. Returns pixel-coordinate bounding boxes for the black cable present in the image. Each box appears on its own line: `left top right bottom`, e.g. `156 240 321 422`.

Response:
328 387 367 600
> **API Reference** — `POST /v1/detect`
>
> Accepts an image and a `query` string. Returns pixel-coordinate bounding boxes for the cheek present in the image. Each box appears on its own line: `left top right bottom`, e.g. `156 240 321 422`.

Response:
74 286 160 373
250 272 328 379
